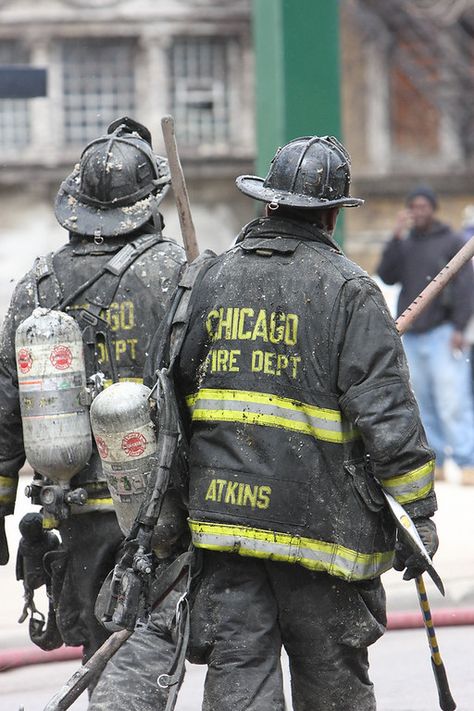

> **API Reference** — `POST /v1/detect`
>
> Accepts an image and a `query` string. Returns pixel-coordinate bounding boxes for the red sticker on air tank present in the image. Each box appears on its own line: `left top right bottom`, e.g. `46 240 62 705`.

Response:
95 436 109 460
122 432 147 457
50 345 73 370
17 348 33 374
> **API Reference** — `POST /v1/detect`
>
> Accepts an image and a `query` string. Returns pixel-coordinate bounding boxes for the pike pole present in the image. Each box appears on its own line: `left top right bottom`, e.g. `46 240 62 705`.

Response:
395 233 474 335
390 235 474 711
161 115 200 264
42 629 132 711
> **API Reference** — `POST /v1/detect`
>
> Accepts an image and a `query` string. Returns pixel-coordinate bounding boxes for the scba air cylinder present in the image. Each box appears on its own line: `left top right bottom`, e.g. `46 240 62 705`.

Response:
15 307 92 484
90 382 184 554
90 382 158 537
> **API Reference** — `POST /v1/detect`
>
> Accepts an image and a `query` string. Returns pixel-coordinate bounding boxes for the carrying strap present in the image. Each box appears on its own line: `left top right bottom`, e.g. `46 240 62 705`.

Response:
153 249 217 376
28 599 64 651
19 548 68 652
34 248 67 309
34 232 166 314
158 591 190 711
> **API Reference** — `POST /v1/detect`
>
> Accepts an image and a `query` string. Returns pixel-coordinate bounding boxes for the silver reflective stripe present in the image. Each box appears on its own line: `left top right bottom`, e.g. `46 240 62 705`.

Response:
186 388 358 443
192 397 344 434
382 459 435 505
189 520 394 581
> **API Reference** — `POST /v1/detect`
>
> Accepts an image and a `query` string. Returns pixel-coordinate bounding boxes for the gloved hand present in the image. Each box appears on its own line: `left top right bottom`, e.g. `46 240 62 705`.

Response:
393 516 439 581
0 517 9 565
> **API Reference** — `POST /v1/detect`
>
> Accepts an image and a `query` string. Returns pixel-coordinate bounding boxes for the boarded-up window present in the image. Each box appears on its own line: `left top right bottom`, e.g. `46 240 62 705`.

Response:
390 41 440 155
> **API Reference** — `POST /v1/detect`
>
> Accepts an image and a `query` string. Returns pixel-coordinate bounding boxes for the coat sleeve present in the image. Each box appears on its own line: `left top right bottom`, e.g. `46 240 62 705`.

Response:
0 277 34 517
332 276 436 518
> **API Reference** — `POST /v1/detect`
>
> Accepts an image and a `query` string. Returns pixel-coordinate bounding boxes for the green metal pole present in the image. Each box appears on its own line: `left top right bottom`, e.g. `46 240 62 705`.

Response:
252 0 344 243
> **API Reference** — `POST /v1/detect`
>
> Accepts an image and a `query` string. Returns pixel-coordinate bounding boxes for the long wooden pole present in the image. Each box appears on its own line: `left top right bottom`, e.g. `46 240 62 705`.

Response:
43 629 132 711
395 234 474 334
161 115 200 264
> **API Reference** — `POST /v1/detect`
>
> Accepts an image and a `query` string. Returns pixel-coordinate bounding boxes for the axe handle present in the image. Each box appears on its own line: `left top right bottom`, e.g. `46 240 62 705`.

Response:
161 115 199 264
396 233 474 335
416 576 456 711
43 628 132 711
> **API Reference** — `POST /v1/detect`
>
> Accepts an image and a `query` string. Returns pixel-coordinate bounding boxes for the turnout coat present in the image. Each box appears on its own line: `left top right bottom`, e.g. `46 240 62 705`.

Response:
176 216 436 582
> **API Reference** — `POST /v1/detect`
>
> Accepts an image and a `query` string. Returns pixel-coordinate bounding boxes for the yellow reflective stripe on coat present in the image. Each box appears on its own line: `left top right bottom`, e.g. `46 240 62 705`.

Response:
188 519 394 581
186 389 358 444
71 497 114 514
382 459 435 505
0 475 18 505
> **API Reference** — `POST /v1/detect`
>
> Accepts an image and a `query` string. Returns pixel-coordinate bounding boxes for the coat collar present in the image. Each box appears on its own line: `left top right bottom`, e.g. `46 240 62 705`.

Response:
234 216 343 254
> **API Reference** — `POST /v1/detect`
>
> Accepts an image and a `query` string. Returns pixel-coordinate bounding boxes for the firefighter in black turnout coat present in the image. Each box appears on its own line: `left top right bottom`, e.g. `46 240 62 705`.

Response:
0 118 185 663
172 137 439 710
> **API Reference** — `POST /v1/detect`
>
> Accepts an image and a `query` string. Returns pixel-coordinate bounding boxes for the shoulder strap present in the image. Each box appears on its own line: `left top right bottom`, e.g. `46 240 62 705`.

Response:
155 250 217 374
33 248 68 309
60 232 164 312
33 233 164 384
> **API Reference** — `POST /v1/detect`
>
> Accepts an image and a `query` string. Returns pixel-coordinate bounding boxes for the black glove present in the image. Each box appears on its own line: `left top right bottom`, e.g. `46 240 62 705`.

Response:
0 517 9 565
393 516 439 581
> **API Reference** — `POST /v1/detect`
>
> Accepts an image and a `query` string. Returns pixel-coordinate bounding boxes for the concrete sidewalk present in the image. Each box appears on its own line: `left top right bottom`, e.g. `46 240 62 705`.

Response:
0 474 473 652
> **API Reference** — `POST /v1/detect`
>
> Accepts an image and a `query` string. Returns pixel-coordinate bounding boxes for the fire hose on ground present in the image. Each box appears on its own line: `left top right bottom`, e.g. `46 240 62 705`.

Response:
1 607 474 672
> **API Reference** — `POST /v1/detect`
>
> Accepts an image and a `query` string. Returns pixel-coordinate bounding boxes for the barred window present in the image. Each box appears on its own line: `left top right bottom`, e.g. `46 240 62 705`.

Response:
0 41 31 151
170 37 233 147
61 39 136 146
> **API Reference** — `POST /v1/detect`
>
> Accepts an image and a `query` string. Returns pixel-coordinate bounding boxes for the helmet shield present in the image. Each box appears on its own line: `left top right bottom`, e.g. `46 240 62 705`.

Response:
55 121 170 237
236 136 363 209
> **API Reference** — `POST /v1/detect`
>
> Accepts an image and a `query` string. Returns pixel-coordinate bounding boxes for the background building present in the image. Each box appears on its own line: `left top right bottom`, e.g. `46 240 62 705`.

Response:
343 0 474 271
1 0 474 315
0 0 254 316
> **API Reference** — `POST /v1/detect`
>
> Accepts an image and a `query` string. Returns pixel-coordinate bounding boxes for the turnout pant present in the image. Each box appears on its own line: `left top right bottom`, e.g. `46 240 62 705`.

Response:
188 551 386 711
88 588 183 711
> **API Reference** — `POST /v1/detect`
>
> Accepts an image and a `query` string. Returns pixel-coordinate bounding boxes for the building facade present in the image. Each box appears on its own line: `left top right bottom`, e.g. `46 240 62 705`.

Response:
0 0 254 316
342 0 474 271
1 0 474 315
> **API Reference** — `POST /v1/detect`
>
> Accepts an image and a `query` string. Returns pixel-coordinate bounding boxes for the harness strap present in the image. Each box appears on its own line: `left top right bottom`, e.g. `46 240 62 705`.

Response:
60 232 166 310
159 593 190 711
155 550 200 711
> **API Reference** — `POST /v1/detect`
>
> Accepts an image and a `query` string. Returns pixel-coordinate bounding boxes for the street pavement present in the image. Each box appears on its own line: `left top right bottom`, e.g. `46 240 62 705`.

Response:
1 472 473 710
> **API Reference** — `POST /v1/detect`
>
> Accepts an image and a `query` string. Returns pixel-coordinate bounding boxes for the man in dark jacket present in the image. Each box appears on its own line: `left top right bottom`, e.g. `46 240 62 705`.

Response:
168 137 439 710
377 186 474 483
0 117 186 663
